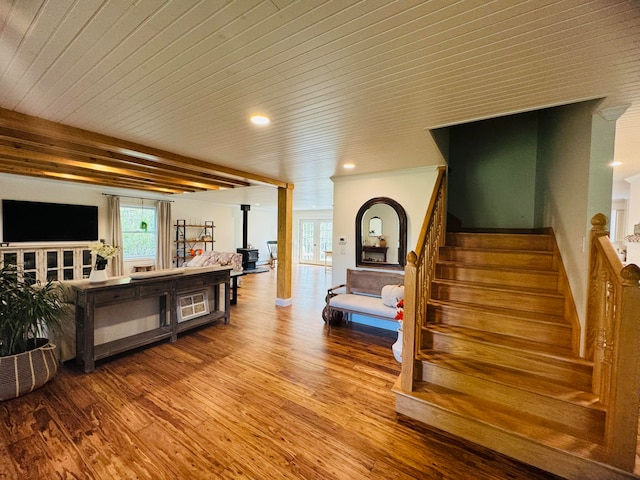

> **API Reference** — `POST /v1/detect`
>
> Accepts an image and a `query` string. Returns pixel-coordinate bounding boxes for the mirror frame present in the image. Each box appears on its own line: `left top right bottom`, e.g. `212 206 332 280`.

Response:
355 197 408 270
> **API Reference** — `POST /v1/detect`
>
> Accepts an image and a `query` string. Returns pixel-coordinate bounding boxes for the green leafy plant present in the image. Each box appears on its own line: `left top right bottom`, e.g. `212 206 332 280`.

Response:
0 262 70 357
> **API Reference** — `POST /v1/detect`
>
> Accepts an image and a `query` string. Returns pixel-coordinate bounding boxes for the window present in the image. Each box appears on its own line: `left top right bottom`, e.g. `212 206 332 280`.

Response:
299 219 332 264
120 205 157 260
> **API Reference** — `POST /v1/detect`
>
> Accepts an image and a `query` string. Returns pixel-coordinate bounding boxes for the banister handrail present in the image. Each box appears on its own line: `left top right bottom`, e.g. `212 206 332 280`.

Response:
585 213 640 471
400 166 447 392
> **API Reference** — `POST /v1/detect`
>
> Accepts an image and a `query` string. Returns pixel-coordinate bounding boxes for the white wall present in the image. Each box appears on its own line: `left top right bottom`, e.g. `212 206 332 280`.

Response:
536 101 616 354
171 197 238 253
0 173 271 272
0 174 109 243
331 167 441 286
243 205 278 265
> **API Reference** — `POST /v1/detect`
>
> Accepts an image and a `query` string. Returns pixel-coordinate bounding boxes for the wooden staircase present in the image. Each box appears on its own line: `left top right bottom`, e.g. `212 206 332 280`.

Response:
394 231 637 480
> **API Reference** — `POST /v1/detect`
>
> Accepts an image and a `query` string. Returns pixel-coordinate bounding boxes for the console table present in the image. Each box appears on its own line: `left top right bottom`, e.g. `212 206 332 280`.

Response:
73 266 230 373
362 245 388 262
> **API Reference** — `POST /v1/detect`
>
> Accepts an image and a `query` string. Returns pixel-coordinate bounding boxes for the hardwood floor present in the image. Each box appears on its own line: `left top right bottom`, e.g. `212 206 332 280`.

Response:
0 265 560 479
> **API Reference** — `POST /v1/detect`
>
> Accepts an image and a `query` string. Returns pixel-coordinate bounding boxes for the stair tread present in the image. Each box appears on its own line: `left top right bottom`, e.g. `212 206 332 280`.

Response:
446 232 553 251
417 350 603 410
428 299 571 327
433 278 564 297
441 245 554 255
437 260 559 277
424 323 583 362
397 380 606 451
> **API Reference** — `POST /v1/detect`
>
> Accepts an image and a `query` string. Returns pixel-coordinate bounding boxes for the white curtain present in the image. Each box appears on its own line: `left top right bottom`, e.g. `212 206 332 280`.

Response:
156 200 172 270
107 196 124 276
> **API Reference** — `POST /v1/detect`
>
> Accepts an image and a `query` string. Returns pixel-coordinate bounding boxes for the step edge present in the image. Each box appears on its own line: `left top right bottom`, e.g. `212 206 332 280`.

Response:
417 352 604 412
432 278 566 298
440 245 555 255
394 389 624 480
394 382 605 452
425 319 574 348
423 325 589 366
436 261 560 277
427 299 571 327
412 380 605 442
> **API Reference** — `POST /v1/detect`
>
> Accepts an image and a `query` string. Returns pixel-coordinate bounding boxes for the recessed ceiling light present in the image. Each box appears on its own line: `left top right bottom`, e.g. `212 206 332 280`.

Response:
610 161 622 167
343 163 355 169
250 115 270 126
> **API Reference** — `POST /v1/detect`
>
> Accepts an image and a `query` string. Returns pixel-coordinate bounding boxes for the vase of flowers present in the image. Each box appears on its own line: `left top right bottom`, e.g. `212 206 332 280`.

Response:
88 241 119 283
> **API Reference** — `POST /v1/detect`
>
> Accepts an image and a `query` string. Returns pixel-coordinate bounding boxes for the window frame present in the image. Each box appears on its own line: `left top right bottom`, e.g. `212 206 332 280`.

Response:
119 204 158 261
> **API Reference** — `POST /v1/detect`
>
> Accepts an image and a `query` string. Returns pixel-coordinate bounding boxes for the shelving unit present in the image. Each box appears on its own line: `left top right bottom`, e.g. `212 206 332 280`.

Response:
175 219 215 266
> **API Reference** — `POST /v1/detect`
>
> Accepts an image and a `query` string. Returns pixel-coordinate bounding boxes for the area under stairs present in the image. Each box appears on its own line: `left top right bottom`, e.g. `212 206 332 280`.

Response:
394 231 632 480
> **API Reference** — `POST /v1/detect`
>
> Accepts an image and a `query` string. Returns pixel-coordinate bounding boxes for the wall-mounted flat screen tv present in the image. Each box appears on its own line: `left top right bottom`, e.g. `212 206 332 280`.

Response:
2 200 98 243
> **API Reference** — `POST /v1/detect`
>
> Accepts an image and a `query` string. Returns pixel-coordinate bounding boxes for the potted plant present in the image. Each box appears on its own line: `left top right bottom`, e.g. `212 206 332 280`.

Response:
0 262 70 400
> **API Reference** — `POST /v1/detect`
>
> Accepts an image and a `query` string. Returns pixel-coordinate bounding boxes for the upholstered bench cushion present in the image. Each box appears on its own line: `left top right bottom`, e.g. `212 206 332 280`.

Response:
329 293 397 319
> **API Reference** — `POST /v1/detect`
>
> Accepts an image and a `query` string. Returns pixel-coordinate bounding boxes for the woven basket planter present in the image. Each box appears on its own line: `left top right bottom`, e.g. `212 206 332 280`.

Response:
0 341 58 401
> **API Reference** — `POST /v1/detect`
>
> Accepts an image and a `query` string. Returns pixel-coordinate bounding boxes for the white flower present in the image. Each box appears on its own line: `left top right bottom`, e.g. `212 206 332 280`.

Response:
88 241 120 259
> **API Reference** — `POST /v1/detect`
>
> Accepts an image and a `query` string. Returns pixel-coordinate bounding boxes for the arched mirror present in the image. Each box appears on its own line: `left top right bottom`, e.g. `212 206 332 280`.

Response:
355 197 407 270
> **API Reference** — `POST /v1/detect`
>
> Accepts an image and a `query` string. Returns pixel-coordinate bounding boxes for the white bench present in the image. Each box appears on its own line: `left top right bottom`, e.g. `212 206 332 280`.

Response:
324 268 404 330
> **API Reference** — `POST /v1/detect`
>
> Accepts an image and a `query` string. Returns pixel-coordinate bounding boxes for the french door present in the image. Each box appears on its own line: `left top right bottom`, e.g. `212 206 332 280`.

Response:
299 219 332 265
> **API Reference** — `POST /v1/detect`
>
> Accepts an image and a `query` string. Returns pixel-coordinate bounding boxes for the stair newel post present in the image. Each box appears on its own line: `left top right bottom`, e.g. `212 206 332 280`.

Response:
586 213 640 471
586 213 609 362
604 263 640 471
401 251 419 392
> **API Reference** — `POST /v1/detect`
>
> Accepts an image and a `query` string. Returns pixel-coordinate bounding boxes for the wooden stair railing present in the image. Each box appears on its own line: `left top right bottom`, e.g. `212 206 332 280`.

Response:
400 166 447 392
585 213 640 472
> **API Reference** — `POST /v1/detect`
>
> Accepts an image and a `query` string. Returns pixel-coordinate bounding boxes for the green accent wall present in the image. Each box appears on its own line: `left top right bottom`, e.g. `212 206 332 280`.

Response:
448 112 539 229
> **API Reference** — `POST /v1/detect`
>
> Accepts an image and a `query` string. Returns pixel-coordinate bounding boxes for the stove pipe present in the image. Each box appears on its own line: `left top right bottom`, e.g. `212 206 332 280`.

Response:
241 204 250 248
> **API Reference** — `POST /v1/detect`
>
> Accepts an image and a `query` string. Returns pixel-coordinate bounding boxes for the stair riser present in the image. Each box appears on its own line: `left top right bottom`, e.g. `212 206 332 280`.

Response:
431 283 564 316
427 305 573 348
394 392 617 480
439 247 554 269
436 263 559 291
424 332 593 390
446 233 552 251
419 361 605 441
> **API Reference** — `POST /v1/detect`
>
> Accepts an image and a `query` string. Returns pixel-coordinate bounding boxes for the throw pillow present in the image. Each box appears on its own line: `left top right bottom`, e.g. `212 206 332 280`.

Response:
381 284 404 307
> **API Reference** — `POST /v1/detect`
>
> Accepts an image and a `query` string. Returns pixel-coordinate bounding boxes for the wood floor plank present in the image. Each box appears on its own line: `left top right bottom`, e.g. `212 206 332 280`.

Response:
0 265 560 479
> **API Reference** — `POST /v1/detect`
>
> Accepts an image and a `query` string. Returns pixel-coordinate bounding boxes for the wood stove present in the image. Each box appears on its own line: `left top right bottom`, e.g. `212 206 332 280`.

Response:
237 204 259 270
237 247 259 270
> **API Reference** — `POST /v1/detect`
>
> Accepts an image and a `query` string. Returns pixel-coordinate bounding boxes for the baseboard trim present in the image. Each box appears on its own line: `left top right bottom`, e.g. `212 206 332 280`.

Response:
275 297 292 307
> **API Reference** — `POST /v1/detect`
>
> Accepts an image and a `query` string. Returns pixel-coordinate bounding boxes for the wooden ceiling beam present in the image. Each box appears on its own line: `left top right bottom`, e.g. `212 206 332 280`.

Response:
0 127 251 188
0 161 193 194
0 145 228 192
0 107 290 189
0 156 204 193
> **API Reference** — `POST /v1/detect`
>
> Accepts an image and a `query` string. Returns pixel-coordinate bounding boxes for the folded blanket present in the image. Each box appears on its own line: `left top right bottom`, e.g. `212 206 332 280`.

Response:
183 251 243 272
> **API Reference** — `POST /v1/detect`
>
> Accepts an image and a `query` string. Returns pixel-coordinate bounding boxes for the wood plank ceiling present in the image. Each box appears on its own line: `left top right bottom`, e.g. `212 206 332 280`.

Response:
0 0 638 208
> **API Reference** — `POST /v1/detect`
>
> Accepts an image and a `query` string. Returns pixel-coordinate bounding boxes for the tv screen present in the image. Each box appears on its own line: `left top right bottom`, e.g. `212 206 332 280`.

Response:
2 200 98 243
